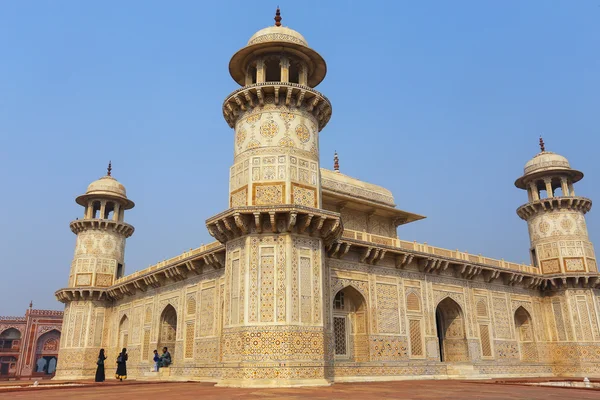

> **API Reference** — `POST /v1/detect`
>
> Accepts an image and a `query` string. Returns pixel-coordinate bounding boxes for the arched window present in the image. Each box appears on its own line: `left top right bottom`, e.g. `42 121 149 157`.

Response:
92 201 101 219
248 64 257 84
476 300 488 318
406 292 421 312
0 328 21 351
103 202 115 220
332 287 368 361
118 315 129 349
265 58 281 82
34 330 60 375
289 62 300 84
514 306 537 361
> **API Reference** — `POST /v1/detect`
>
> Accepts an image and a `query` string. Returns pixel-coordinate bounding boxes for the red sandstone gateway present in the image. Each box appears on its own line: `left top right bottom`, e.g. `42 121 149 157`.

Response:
0 306 62 380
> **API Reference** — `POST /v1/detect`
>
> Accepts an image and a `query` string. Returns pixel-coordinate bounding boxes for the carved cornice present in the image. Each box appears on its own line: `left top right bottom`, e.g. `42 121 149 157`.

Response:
69 219 135 238
206 205 342 246
55 288 110 303
328 237 600 292
55 243 225 303
222 82 332 131
516 196 592 220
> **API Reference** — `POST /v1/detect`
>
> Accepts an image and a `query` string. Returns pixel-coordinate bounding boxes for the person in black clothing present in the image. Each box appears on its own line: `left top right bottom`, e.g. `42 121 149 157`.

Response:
95 349 107 382
115 348 128 381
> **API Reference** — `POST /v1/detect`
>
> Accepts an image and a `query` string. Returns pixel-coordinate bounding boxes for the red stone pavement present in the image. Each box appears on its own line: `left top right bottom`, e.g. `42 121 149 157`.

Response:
0 380 598 400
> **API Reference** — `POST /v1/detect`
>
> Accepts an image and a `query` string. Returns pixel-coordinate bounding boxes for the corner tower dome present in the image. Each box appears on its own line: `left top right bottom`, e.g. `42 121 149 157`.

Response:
515 137 583 189
228 8 327 88
75 162 135 209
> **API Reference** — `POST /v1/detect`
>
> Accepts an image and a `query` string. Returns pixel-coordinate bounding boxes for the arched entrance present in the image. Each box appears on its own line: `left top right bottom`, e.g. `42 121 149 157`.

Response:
514 306 537 361
118 315 129 349
435 297 469 362
332 286 369 362
34 330 60 376
0 329 21 377
158 305 177 353
0 328 21 352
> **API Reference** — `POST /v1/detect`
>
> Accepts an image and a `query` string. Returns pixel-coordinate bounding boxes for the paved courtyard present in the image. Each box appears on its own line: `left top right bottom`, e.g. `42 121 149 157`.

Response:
0 380 598 400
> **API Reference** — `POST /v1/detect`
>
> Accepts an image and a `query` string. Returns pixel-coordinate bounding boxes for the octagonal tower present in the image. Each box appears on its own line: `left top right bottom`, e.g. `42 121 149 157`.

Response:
515 138 596 275
54 163 135 379
208 9 341 387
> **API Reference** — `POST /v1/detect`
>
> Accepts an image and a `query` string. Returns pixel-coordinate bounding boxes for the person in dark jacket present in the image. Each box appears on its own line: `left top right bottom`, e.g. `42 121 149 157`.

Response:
115 348 128 381
94 349 107 382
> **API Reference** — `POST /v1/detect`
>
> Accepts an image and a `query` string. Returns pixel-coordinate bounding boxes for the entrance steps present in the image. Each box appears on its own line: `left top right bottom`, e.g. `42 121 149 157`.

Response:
446 363 479 378
140 368 170 381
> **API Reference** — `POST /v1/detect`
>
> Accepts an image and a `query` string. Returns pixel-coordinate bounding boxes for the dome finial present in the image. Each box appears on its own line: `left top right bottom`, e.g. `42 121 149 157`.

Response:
539 136 546 152
334 151 340 173
107 161 112 176
274 6 282 27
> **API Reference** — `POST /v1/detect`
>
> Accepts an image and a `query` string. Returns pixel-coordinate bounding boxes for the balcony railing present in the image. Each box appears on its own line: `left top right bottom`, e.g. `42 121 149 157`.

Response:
0 347 19 353
341 229 535 274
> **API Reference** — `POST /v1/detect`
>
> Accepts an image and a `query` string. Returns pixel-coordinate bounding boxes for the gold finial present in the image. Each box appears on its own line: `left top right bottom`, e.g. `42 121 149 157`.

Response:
274 7 282 27
334 151 339 172
107 161 112 176
29 301 33 309
539 136 545 152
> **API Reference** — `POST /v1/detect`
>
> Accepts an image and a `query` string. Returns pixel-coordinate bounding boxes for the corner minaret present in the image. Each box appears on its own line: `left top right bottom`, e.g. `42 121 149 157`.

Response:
209 9 341 387
68 162 135 287
222 7 332 209
515 139 596 275
54 163 135 379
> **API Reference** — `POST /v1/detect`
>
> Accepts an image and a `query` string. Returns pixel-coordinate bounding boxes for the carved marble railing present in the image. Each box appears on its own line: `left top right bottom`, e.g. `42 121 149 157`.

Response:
113 241 223 285
341 229 535 274
0 316 26 321
26 310 63 317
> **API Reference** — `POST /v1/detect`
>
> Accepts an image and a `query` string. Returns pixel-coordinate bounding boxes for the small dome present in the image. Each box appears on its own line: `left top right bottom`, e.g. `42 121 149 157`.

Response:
523 151 571 175
228 11 327 88
76 168 134 209
515 147 583 189
247 26 309 47
86 175 128 199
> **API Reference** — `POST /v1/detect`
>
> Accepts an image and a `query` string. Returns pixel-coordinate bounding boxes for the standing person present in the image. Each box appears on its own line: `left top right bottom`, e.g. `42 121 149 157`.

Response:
95 349 107 382
152 350 160 372
160 347 171 367
115 348 128 381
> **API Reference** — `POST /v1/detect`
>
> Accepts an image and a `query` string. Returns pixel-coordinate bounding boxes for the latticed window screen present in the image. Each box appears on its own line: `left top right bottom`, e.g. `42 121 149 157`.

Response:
479 324 492 357
409 319 423 356
334 292 345 310
184 323 195 359
334 316 347 356
141 329 150 361
406 292 421 312
187 297 197 316
476 300 488 318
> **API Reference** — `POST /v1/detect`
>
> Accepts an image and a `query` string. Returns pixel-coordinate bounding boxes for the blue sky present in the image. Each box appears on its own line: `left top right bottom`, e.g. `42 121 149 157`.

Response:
0 1 598 315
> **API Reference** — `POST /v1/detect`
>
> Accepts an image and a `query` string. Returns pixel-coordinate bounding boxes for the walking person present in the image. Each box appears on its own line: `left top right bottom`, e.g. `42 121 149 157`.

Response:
152 350 160 372
115 348 128 381
94 349 107 382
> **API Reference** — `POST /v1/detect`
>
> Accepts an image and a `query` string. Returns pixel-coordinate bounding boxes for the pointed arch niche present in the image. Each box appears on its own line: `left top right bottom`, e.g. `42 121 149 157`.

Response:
34 329 60 376
332 286 369 362
158 305 177 353
118 315 129 349
435 297 469 362
514 306 538 361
